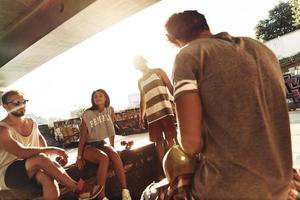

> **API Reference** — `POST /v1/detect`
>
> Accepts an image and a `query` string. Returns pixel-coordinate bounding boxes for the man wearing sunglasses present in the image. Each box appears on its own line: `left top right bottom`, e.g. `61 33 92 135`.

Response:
0 90 102 199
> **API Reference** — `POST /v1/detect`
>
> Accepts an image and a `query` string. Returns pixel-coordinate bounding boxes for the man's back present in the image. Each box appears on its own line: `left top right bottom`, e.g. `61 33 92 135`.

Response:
173 32 293 199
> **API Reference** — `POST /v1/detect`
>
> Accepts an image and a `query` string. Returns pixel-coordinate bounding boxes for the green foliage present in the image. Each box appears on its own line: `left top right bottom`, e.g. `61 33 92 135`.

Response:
289 0 300 27
255 2 298 41
70 107 85 118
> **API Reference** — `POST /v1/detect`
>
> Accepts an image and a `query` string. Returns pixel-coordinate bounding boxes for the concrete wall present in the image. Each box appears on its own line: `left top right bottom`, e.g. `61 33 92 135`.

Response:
265 30 300 58
0 91 3 105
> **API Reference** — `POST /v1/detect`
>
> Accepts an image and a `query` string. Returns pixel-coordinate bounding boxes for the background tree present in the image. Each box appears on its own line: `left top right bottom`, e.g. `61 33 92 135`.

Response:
70 107 85 118
255 1 298 41
289 0 300 28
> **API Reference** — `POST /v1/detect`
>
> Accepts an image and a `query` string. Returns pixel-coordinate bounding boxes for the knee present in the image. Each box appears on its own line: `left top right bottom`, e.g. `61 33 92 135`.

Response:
28 154 52 168
97 152 109 165
106 147 121 161
36 153 52 165
26 154 51 167
111 150 121 162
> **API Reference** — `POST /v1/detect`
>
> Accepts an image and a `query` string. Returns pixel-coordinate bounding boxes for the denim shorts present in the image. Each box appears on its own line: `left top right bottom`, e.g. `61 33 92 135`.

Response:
85 140 106 150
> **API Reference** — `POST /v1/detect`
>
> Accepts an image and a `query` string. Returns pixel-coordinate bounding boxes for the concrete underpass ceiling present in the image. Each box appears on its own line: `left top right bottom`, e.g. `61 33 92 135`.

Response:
0 0 159 90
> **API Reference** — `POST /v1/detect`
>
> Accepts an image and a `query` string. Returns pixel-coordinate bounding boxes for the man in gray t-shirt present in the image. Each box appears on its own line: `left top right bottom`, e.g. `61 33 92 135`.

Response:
163 10 293 199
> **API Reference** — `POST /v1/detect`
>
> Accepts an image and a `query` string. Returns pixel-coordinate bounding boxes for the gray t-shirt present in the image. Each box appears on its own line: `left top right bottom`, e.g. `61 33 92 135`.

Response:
82 107 115 142
173 32 292 199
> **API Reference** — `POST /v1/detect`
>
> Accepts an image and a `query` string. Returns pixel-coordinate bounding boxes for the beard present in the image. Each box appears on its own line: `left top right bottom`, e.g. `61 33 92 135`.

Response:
11 111 25 117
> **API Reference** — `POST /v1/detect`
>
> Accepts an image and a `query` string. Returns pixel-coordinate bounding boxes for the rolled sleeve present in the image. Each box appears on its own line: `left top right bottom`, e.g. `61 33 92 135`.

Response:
173 52 200 101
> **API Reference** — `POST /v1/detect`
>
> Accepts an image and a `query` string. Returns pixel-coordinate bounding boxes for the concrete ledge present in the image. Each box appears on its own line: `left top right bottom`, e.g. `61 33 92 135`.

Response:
0 142 161 200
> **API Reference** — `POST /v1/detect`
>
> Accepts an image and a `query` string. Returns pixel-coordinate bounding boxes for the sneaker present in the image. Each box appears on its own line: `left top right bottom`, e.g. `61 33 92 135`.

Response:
122 189 131 200
77 179 102 200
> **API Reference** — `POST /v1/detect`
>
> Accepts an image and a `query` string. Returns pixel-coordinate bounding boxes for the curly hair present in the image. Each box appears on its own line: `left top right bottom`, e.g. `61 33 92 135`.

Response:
165 10 210 46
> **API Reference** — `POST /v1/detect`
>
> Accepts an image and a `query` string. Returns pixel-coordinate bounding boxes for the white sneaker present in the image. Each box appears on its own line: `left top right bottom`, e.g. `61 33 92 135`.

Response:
122 189 131 200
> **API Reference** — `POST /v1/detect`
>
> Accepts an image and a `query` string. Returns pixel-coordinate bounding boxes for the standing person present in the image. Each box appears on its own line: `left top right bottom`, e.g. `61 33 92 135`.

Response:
133 55 177 167
76 89 131 200
163 10 293 199
0 90 101 200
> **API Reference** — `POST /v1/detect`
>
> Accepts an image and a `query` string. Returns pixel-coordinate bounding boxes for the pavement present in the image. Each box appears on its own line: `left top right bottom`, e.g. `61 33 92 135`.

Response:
114 109 300 169
120 109 300 169
290 110 300 168
77 109 300 169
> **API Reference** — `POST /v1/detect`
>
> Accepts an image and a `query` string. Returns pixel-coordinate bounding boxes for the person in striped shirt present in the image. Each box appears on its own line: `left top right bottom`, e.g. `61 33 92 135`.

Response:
133 55 177 169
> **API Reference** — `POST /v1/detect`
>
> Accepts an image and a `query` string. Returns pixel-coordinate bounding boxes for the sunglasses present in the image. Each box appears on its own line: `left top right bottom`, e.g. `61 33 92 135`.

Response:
6 100 29 106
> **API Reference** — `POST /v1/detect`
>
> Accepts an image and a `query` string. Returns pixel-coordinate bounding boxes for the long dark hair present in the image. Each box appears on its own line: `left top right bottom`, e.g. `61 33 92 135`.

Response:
88 89 110 110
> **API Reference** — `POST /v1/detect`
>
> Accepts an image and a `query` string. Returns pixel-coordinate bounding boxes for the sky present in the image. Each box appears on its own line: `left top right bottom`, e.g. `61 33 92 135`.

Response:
0 0 285 119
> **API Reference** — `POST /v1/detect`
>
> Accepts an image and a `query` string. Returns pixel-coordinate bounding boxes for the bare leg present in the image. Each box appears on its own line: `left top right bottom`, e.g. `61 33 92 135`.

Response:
155 141 165 164
25 154 78 191
103 145 127 189
165 138 176 150
35 170 59 200
83 147 109 199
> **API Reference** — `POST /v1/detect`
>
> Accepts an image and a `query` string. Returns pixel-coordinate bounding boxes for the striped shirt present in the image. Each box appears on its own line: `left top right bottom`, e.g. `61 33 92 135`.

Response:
139 69 174 124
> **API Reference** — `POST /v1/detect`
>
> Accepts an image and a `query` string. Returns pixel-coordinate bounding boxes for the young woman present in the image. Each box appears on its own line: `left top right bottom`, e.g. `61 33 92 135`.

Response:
76 89 131 200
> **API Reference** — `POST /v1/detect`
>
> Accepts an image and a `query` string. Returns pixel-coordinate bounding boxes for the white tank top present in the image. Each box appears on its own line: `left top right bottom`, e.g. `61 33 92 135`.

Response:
0 120 40 189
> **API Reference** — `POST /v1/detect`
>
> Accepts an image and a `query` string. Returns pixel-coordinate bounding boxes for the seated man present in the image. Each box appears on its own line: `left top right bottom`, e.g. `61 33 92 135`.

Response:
165 10 292 199
143 10 293 200
0 90 101 200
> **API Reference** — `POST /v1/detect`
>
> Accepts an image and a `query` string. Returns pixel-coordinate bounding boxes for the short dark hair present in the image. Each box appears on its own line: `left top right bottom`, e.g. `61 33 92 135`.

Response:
89 89 110 110
165 10 210 46
1 90 23 105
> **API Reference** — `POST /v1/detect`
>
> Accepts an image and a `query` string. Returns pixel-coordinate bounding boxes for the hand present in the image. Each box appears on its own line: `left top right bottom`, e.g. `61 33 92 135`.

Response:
139 117 145 128
294 169 300 181
287 188 299 200
55 156 67 167
76 158 86 170
48 147 68 163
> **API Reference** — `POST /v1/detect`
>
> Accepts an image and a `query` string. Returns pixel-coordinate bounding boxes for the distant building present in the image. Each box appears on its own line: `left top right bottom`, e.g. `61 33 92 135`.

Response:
265 30 300 73
128 93 140 107
265 30 300 107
